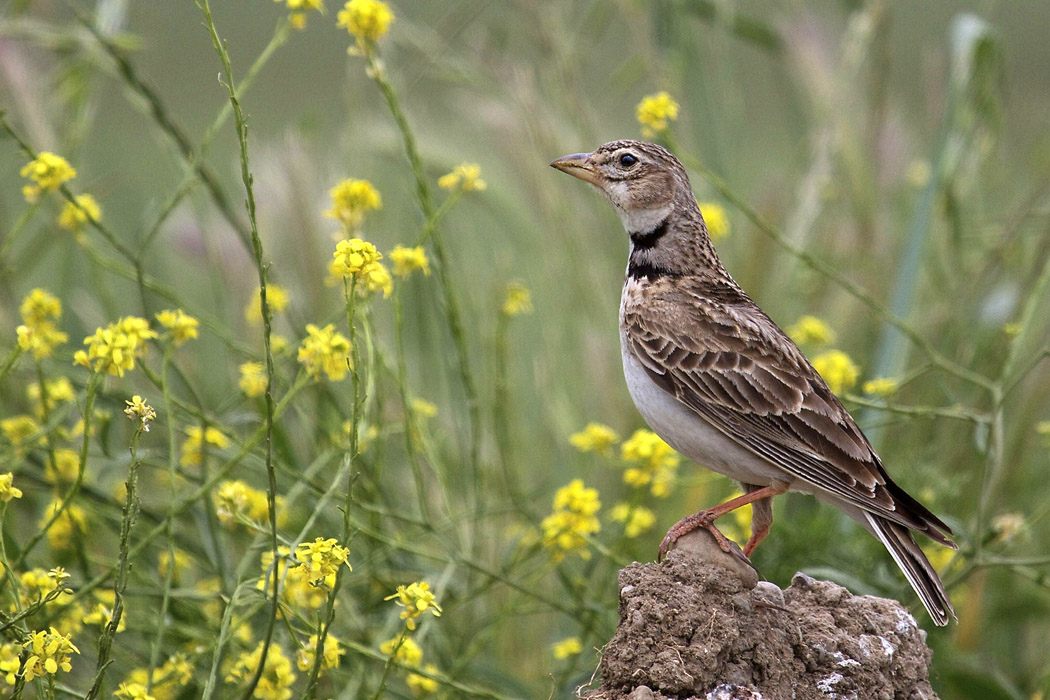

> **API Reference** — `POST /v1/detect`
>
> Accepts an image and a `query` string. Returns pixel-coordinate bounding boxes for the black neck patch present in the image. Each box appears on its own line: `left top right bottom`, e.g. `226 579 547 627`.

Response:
629 217 670 251
627 258 681 282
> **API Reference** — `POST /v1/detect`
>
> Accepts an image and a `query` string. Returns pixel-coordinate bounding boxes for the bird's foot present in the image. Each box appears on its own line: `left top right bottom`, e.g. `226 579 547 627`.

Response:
658 511 736 562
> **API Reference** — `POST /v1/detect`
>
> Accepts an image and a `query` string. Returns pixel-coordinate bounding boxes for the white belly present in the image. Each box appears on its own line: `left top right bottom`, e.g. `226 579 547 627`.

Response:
619 330 788 488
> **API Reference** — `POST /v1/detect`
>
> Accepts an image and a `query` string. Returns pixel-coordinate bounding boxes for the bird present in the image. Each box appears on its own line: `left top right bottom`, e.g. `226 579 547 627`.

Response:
550 139 957 626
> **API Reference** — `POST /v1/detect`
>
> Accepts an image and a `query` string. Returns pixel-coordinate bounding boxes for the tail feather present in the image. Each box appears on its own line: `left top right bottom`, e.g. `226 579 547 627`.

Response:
865 512 956 626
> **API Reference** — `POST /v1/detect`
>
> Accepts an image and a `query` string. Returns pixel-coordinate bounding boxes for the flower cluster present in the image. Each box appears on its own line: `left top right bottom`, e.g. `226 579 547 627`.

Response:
118 653 193 700
388 245 430 277
215 480 281 528
258 548 329 614
275 0 324 29
239 361 267 397
862 377 899 397
40 499 87 550
787 315 836 347
438 163 486 192
812 349 860 395
20 152 76 203
569 422 620 457
337 0 394 52
294 537 351 589
20 627 79 682
225 642 296 700
180 426 229 467
82 590 126 633
245 284 291 324
621 429 680 498
697 202 730 242
27 377 75 417
636 91 679 137
385 581 442 630
57 193 101 238
155 309 199 346
297 323 353 381
330 238 392 296
551 636 582 660
325 178 381 229
1 415 40 456
296 633 344 672
16 288 68 359
74 316 156 377
540 479 601 560
502 281 533 317
609 502 657 538
0 473 23 502
124 395 157 432
379 636 439 693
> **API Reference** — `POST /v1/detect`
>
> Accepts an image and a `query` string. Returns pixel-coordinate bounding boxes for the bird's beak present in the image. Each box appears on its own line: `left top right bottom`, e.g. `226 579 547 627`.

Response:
550 152 601 186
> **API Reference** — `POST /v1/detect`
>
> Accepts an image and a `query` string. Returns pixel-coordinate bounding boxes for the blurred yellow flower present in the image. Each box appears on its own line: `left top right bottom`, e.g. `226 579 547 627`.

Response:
385 581 442 631
698 202 730 242
82 590 126 633
551 636 582 660
502 281 532 316
180 426 229 467
74 317 157 377
275 0 324 29
787 315 836 347
114 682 155 699
46 448 79 484
1 643 20 686
40 499 87 549
438 163 486 192
324 178 381 228
27 378 75 417
155 309 199 346
296 633 344 671
569 422 620 457
862 377 899 397
812 349 860 394
407 664 440 694
1 415 40 456
245 284 291 324
337 0 394 51
380 636 422 666
609 502 656 538
225 642 296 699
57 193 101 235
239 361 267 397
215 480 276 527
21 152 76 203
257 548 328 614
297 323 352 381
621 429 680 498
16 289 68 359
20 288 62 325
158 549 193 580
636 91 679 137
540 479 601 561
388 245 431 277
411 397 438 418
0 473 22 502
295 537 350 589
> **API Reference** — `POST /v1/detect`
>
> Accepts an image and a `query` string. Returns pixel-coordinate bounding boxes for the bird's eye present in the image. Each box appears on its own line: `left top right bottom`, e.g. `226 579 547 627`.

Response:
619 153 638 167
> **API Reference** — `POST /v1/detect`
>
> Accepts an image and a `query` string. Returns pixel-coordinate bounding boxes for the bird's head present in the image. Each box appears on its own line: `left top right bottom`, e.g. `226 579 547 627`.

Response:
550 140 689 234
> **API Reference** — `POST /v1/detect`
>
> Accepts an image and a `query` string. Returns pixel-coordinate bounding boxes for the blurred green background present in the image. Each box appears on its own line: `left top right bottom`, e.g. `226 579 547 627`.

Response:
2 0 1050 698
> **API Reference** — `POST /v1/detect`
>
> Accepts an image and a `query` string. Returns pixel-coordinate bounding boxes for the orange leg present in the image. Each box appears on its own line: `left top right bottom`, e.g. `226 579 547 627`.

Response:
658 481 788 561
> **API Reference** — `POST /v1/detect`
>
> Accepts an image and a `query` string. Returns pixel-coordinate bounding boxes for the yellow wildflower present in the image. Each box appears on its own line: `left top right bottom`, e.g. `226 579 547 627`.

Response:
275 0 324 29
862 377 899 397
1 643 20 685
20 152 76 203
1 415 40 456
124 395 157 432
358 258 393 297
27 377 75 417
295 633 344 671
636 91 679 137
609 503 657 538
0 473 23 502
114 682 156 700
258 548 328 614
787 315 836 347
388 245 431 277
812 349 860 394
82 590 126 633
324 178 381 228
74 316 157 377
239 361 268 397
40 499 87 549
294 537 351 589
379 636 422 666
330 238 385 283
158 549 193 580
621 429 680 498
540 479 601 561
20 288 62 325
155 309 199 346
122 654 192 700
410 398 438 418
16 289 68 359
180 426 229 467
215 480 275 527
297 323 352 381
225 642 296 700
1003 322 1023 337
245 284 291 324
551 637 582 660
20 627 79 682
569 422 620 457
57 193 101 234
437 163 486 192
502 281 532 316
337 0 394 51
698 202 730 242
407 664 440 694
385 581 442 631
47 448 80 484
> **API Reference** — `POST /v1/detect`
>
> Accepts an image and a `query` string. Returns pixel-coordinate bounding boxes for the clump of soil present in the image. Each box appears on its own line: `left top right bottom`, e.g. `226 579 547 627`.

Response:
582 530 938 700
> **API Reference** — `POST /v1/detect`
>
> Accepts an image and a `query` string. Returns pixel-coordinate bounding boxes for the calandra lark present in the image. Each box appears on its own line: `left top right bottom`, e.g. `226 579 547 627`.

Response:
551 140 956 626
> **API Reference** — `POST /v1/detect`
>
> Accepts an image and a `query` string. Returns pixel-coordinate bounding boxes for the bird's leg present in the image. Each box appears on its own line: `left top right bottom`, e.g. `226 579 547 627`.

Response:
742 482 782 557
658 481 788 561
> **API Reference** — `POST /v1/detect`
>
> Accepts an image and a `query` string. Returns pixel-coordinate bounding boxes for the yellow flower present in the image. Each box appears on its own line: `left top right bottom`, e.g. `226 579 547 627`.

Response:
82 590 126 633
47 448 80 484
636 91 679 137
698 202 730 242
294 537 350 589
437 163 486 192
245 284 291 324
540 479 601 561
787 315 836 347
551 637 582 660
407 664 440 694
569 422 620 457
295 633 344 671
275 0 324 29
609 503 656 538
337 0 394 51
114 682 156 700
158 549 193 580
215 480 273 527
16 289 68 359
379 636 422 666
124 395 157 432
20 627 79 682
324 179 381 228
410 398 437 418
40 499 87 549
20 288 62 325
1 415 40 456
258 548 329 614
385 581 442 631
297 323 352 381
27 377 75 417
57 193 101 233
239 361 268 397
331 237 379 275
921 543 956 574
388 245 431 277
74 316 157 377
122 654 192 700
155 309 199 346
0 473 22 502
812 349 860 394
180 426 230 467
621 429 680 498
1 643 20 685
358 259 393 297
862 377 899 397
225 642 296 700
20 152 76 203
502 281 532 317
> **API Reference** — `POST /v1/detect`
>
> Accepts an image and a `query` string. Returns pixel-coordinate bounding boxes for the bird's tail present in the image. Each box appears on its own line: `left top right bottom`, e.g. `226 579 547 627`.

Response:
865 512 956 626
